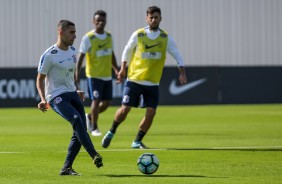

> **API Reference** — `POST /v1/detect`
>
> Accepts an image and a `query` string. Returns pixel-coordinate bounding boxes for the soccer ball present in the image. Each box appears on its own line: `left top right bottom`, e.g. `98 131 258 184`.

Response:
137 153 159 174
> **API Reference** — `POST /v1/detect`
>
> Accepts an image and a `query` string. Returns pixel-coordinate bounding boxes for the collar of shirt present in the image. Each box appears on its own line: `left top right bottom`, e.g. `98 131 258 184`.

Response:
144 26 160 40
93 30 107 40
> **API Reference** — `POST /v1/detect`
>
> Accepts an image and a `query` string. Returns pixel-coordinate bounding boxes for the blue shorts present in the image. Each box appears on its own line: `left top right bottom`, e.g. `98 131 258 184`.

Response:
122 81 159 109
87 78 112 101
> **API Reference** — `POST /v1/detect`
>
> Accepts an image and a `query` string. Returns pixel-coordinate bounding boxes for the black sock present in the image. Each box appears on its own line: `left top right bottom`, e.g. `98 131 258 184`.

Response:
92 123 97 131
134 130 146 142
110 120 120 134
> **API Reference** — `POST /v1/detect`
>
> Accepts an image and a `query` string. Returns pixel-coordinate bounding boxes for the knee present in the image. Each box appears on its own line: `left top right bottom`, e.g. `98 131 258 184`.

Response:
100 101 109 109
120 106 131 115
70 114 83 129
146 108 156 118
101 101 109 107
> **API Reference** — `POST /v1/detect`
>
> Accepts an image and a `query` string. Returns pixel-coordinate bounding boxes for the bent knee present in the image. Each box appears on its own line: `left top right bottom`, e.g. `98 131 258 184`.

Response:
121 105 131 114
70 114 83 127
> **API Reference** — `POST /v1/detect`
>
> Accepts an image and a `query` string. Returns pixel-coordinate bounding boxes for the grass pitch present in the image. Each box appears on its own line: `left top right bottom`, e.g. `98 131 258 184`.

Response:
0 104 282 184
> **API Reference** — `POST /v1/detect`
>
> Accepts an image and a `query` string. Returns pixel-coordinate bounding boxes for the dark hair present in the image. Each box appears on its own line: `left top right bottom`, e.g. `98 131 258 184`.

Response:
93 10 107 19
146 6 161 15
57 20 75 31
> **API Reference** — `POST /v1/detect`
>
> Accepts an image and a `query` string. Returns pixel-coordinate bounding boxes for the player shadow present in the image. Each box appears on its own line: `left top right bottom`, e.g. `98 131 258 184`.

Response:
101 174 227 178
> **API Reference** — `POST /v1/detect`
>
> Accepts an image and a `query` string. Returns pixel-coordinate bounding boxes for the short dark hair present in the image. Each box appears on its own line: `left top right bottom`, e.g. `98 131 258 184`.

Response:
93 10 107 19
57 20 75 31
146 6 161 15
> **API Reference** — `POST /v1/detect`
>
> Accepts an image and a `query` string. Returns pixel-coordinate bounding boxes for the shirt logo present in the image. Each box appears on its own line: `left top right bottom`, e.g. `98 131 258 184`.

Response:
98 43 107 48
51 49 58 54
59 60 65 63
145 44 160 49
138 33 145 37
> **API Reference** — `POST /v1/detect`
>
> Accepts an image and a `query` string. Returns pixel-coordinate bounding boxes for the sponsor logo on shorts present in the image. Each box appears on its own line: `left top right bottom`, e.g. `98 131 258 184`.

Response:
93 90 99 98
122 95 130 103
54 97 62 104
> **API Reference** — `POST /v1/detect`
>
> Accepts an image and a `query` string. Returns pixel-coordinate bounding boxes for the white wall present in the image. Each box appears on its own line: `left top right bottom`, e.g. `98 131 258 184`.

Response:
0 0 282 67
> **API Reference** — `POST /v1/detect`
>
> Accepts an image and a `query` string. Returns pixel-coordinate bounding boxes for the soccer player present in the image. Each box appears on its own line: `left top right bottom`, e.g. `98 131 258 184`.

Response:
36 20 103 176
75 10 119 136
102 6 187 149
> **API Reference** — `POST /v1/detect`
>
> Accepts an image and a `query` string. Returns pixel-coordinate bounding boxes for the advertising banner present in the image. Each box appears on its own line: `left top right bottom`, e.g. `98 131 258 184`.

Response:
0 67 281 107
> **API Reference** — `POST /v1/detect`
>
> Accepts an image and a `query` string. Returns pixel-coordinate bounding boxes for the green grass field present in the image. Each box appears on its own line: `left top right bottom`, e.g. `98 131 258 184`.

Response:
0 104 282 184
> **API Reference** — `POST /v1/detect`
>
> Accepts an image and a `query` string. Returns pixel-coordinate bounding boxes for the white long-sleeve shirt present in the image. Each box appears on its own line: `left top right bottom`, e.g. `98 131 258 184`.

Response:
121 26 185 67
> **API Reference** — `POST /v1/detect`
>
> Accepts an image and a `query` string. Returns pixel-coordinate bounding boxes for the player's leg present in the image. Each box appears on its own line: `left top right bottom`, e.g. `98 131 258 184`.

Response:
49 94 83 172
50 92 102 170
99 79 112 113
87 78 104 136
90 99 102 136
59 131 82 175
71 91 103 168
99 100 110 113
131 107 156 149
102 81 140 148
101 104 131 148
92 79 112 136
132 85 159 149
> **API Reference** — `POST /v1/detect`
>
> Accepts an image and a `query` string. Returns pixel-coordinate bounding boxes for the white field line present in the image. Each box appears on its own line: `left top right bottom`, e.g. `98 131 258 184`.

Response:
211 146 282 149
97 148 167 152
1 146 282 154
73 145 282 152
0 152 24 154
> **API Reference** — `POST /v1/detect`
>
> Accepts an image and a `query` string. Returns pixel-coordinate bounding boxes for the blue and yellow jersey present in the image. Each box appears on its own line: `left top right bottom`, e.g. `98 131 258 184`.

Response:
85 31 113 78
128 28 168 84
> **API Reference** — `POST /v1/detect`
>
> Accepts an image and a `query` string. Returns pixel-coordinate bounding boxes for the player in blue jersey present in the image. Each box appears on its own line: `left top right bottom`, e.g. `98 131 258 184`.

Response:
36 20 103 176
102 6 187 149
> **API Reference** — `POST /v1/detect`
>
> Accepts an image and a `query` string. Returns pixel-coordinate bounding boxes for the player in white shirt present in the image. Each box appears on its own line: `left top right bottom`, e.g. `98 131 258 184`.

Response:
121 27 185 86
36 20 103 176
38 44 77 102
76 10 118 137
102 6 187 149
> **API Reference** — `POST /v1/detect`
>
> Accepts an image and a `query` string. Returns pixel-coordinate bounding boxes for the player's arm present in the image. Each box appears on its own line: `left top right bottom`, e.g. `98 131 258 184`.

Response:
111 38 119 77
73 71 85 102
75 35 90 88
178 66 187 84
36 73 48 112
167 34 187 85
117 31 138 83
74 53 86 101
75 52 85 88
116 61 127 83
112 52 119 77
